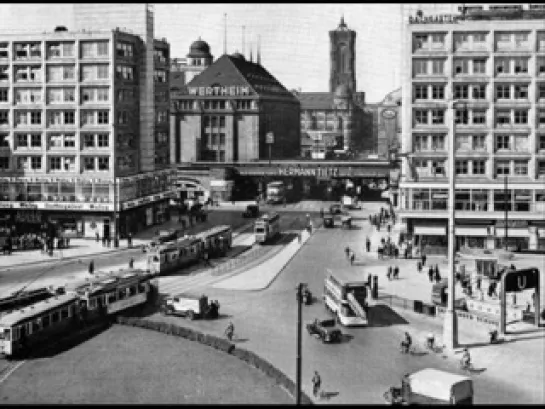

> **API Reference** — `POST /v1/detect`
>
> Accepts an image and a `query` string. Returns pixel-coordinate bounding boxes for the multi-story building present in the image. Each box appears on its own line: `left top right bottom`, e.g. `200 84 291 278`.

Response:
399 4 545 252
0 24 172 240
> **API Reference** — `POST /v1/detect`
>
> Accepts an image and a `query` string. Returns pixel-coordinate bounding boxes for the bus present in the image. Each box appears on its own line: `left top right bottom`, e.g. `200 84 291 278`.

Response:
266 181 286 204
147 236 203 275
323 271 368 326
254 212 281 244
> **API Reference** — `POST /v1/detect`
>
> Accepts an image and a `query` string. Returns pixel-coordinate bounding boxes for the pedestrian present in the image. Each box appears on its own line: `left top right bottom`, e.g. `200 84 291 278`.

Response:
387 266 393 280
421 253 427 267
312 371 322 398
393 266 399 279
476 276 482 291
435 270 441 283
350 252 355 265
387 224 391 233
367 273 372 287
127 232 133 248
434 264 440 277
345 246 351 259
377 247 383 260
394 247 399 258
428 266 434 282
88 260 94 275
95 232 99 242
129 257 134 269
320 208 324 218
66 238 70 248
417 261 422 273
102 236 106 247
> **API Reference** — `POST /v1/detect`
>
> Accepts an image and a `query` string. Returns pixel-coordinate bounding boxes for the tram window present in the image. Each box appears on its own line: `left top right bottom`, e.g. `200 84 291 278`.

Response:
179 250 184 258
60 308 69 319
107 292 117 304
68 305 74 317
51 311 60 323
129 286 137 296
89 298 97 309
138 283 146 293
32 320 41 333
118 289 127 300
0 328 11 341
42 315 50 328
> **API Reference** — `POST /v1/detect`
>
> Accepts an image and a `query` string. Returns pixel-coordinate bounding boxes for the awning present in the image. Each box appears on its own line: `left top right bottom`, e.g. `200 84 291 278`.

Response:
414 226 446 236
456 227 488 236
495 227 529 237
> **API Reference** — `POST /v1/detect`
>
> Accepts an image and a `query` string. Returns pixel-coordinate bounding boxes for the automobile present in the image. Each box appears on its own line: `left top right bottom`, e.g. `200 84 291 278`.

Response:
306 318 342 343
329 204 343 215
160 293 220 320
143 228 185 253
242 204 260 218
323 214 335 228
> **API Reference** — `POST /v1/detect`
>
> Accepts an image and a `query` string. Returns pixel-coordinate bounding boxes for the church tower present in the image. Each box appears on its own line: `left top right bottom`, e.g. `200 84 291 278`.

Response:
329 17 356 94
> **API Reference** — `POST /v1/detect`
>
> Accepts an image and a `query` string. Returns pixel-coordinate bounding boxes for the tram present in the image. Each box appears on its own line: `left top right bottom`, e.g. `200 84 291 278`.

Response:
0 287 58 315
0 270 157 358
254 212 281 244
194 225 233 258
147 236 203 275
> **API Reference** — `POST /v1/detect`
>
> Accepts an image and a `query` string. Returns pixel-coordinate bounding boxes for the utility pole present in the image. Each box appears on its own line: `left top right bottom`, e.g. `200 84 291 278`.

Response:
443 99 463 350
295 283 305 405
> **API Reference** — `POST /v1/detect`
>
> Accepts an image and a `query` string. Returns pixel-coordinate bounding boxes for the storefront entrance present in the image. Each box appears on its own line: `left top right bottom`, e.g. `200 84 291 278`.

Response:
103 218 111 240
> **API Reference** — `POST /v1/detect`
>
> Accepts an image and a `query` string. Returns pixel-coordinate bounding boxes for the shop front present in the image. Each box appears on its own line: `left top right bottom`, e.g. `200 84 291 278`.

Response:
120 192 173 237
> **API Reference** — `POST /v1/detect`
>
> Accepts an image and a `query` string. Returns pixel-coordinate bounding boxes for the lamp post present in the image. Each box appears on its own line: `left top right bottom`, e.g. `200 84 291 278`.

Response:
443 99 466 351
266 132 274 166
113 174 119 248
295 282 305 405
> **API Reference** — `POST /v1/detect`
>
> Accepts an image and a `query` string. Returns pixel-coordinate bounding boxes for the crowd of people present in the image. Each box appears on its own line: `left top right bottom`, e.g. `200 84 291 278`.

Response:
0 232 70 255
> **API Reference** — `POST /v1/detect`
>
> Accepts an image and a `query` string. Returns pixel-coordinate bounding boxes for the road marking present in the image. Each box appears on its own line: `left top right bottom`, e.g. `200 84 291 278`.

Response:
0 360 26 385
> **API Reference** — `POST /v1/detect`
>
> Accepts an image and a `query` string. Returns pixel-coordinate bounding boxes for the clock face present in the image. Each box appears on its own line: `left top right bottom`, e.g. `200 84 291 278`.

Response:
382 109 396 119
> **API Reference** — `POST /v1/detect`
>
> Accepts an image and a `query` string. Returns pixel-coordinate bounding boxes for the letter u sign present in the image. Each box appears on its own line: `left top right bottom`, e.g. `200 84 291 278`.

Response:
517 276 527 291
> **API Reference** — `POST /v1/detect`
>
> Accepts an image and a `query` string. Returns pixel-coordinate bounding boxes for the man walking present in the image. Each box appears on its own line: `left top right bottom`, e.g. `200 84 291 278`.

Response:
312 371 322 398
387 266 393 280
88 260 95 275
393 265 400 279
345 246 351 259
365 237 371 253
421 253 427 267
350 252 355 266
428 266 434 282
129 257 134 269
127 232 133 248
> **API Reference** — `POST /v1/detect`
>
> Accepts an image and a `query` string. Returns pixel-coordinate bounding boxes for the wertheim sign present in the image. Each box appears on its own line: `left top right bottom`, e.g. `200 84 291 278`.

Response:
188 86 252 97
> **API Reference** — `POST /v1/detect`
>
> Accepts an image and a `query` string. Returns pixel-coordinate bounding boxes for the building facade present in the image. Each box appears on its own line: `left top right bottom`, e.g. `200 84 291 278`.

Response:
398 5 545 252
170 38 214 93
0 22 173 240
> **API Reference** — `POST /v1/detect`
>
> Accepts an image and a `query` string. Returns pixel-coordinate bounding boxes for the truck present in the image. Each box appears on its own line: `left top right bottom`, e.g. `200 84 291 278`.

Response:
323 270 368 327
160 293 220 320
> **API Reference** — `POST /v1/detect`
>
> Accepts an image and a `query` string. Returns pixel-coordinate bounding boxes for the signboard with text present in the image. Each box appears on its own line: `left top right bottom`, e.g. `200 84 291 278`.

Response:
0 201 114 212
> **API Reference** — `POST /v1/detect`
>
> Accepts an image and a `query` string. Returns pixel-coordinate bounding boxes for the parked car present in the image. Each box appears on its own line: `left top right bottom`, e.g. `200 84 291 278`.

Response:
306 318 342 343
242 204 260 218
329 204 343 215
323 214 335 228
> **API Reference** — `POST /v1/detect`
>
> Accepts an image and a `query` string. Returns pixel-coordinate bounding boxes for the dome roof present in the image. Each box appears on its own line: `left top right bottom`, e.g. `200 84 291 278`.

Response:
231 52 245 60
334 84 351 98
187 38 212 58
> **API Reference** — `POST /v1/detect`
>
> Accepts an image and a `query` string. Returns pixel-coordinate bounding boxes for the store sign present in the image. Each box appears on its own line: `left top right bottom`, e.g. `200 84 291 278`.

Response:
278 167 340 178
381 109 397 119
0 201 114 212
121 191 171 211
496 220 528 228
187 86 251 97
409 14 463 24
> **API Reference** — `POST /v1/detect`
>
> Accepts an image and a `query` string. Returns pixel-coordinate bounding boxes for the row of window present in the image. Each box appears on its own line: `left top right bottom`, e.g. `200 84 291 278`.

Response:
0 110 110 126
2 132 109 149
0 155 110 171
413 83 545 101
0 87 110 105
174 100 257 111
203 115 226 128
412 159 545 177
413 31 544 52
413 108 545 126
0 64 141 83
412 57 545 77
413 134 545 152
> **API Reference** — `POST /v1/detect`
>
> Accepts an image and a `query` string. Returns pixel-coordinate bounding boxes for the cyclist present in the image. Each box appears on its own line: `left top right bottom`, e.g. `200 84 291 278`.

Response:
401 332 412 354
225 321 235 341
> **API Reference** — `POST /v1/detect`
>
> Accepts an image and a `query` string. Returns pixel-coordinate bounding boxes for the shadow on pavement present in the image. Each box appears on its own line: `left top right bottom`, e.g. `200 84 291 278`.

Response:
319 391 340 400
339 333 354 344
233 338 249 343
368 304 409 327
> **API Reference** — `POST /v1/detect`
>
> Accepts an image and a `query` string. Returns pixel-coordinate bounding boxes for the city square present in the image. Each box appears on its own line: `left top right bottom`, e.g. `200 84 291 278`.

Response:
1 3 545 405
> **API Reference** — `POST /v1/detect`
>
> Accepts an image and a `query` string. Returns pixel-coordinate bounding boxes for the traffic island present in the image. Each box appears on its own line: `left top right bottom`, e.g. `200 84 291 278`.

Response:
115 315 313 405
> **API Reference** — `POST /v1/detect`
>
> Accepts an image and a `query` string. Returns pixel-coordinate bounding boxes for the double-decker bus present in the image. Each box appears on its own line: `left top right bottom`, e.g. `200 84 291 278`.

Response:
195 225 232 258
254 212 281 243
147 236 203 275
266 181 286 204
323 270 368 326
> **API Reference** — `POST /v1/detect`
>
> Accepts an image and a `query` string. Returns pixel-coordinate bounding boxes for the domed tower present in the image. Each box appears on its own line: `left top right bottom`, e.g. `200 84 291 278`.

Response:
186 37 213 83
329 17 356 95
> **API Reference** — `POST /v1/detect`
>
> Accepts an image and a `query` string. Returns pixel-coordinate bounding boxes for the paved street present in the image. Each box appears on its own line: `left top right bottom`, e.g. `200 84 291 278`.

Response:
1 201 543 404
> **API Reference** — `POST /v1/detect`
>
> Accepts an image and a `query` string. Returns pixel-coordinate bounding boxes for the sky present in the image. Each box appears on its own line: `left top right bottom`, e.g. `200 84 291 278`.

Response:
0 3 459 103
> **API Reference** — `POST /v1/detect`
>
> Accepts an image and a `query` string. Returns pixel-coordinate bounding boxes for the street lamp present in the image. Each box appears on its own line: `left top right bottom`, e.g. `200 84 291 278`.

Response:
443 99 467 351
295 282 306 405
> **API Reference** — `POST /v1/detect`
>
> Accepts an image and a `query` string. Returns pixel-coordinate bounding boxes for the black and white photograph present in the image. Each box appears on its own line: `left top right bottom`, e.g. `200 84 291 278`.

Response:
0 2 544 404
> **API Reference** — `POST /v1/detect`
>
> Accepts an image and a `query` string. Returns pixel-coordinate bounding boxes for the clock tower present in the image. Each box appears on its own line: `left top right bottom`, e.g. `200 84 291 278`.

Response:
329 17 356 95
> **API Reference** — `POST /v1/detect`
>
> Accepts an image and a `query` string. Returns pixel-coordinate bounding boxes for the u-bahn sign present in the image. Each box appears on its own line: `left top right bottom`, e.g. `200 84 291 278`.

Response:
502 268 539 293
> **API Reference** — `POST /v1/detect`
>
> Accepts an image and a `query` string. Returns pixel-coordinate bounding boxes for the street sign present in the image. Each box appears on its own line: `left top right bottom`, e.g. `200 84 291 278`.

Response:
266 132 274 144
503 268 539 293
